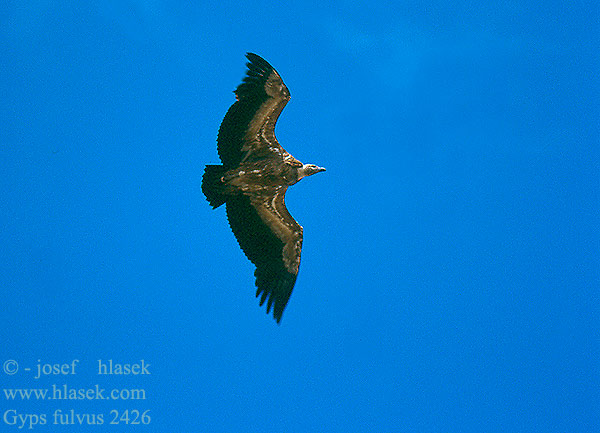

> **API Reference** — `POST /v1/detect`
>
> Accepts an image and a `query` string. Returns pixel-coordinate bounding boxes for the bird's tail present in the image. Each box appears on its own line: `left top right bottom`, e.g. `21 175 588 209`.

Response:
202 165 227 209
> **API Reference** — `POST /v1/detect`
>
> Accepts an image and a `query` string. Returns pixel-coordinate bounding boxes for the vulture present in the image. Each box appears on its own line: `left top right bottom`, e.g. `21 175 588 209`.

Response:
202 53 325 323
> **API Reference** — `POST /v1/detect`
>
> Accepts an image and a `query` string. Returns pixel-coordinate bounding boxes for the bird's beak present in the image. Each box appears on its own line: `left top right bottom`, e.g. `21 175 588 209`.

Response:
315 166 326 173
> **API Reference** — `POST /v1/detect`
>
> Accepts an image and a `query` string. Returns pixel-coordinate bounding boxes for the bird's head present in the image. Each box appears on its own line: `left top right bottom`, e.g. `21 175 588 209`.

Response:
298 163 326 180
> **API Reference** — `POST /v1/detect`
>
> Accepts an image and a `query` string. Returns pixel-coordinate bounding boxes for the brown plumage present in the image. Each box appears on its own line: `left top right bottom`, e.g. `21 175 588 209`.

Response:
202 53 325 323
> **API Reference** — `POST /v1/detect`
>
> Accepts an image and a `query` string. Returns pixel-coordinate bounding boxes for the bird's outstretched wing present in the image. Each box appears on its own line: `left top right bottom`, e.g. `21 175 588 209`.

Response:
217 53 291 169
225 192 303 323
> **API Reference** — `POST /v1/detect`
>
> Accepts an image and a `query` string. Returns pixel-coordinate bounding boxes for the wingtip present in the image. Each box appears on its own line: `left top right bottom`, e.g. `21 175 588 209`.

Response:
245 52 259 65
244 52 273 71
245 52 261 61
256 288 286 324
273 307 284 324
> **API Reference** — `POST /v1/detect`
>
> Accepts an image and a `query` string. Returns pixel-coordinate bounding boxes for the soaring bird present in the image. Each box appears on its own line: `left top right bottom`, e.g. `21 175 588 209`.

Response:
202 53 325 323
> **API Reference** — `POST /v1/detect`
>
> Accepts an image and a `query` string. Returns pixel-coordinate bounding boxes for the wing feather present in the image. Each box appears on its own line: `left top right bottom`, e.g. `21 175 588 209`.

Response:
217 53 290 169
225 192 302 323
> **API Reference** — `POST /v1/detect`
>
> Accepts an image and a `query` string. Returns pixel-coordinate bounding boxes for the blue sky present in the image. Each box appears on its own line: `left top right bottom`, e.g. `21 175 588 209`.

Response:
1 1 598 432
